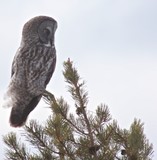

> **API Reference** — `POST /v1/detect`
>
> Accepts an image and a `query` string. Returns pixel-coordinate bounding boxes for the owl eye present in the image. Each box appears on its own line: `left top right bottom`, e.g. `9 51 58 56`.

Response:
43 28 51 36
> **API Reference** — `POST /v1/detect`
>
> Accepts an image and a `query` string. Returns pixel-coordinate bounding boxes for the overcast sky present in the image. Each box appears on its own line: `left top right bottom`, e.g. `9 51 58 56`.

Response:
0 0 157 159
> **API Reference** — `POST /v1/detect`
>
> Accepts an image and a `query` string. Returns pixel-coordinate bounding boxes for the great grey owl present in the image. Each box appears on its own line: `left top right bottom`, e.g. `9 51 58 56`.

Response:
6 16 57 127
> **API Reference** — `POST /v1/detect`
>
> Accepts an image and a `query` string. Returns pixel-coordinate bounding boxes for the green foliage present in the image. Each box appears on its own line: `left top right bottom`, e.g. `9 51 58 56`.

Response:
113 119 153 160
3 59 153 160
3 132 30 160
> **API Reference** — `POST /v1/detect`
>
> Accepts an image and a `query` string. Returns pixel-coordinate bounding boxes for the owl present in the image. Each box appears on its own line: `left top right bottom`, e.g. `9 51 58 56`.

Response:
6 16 57 127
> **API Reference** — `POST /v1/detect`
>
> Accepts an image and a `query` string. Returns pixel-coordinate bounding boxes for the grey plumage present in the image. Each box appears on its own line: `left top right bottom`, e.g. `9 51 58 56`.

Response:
6 16 57 127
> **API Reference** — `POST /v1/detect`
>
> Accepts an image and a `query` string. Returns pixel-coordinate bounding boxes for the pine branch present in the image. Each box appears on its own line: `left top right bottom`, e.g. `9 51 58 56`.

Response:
24 120 60 157
63 59 88 110
113 119 153 159
3 132 28 160
63 59 97 158
43 91 88 136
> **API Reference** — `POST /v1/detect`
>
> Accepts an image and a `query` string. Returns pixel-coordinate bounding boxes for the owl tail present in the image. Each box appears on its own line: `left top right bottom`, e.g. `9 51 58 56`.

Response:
9 95 42 127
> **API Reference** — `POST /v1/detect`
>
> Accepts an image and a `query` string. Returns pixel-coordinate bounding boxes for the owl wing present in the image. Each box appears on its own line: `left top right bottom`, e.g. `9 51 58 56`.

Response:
9 46 56 127
9 47 43 127
11 48 26 77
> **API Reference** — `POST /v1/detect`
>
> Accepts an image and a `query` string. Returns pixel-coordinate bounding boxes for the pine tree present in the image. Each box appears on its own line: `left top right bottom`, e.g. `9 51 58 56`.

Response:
3 59 153 160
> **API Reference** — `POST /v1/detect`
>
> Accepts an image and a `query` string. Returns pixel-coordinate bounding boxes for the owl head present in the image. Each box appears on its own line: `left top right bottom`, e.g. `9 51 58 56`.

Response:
21 16 57 46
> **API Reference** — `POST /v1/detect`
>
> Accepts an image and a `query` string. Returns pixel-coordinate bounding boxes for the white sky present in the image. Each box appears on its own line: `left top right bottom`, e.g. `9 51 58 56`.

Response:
0 0 157 159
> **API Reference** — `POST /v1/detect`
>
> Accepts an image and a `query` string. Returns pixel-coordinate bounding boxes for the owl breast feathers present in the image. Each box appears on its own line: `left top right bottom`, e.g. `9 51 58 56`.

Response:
6 16 57 127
